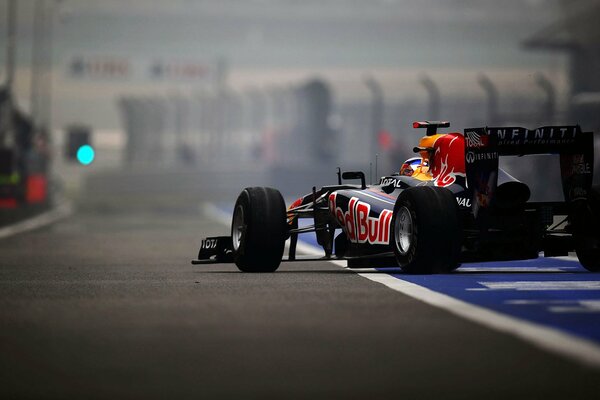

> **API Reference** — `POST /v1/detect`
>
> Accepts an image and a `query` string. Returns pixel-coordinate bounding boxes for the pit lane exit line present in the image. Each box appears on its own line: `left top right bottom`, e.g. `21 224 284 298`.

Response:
0 202 73 240
203 203 600 368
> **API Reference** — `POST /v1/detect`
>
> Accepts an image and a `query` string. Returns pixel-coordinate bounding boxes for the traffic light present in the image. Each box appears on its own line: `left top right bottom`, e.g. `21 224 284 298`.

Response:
65 125 95 165
76 145 95 165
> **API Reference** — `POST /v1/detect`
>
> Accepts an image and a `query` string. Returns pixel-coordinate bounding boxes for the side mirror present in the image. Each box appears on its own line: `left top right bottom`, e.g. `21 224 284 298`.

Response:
342 171 366 189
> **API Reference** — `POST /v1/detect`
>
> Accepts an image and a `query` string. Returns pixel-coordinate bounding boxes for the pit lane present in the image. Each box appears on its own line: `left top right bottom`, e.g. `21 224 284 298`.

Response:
1 200 600 399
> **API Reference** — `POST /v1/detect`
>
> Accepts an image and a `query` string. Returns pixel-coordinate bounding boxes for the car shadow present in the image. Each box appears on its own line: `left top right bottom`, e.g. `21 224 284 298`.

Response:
193 269 356 275
192 267 591 275
194 264 600 277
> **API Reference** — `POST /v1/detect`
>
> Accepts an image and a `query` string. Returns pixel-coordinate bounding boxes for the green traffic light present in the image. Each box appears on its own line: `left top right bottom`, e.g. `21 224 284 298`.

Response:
76 145 95 165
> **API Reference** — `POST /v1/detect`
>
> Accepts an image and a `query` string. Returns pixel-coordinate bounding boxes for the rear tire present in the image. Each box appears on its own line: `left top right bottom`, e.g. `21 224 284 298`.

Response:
575 185 600 272
391 186 462 274
231 187 287 272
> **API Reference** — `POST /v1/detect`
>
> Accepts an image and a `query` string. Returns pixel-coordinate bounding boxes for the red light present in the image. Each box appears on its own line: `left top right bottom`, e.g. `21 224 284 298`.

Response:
378 130 392 150
413 121 424 128
26 175 47 204
0 198 17 208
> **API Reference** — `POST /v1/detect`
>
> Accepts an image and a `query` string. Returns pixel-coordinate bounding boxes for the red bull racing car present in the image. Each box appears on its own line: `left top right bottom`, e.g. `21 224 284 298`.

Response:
193 121 600 273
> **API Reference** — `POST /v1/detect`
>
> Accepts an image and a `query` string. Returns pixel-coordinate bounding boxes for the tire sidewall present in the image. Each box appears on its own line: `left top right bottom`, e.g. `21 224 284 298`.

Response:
392 196 419 266
231 190 251 262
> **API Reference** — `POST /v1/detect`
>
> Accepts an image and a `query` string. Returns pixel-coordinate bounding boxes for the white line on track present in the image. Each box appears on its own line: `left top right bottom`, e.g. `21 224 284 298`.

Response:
202 202 600 368
458 266 576 273
0 202 73 240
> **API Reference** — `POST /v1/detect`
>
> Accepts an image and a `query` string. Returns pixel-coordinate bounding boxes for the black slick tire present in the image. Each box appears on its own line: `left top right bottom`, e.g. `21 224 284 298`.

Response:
390 186 462 274
575 185 600 272
231 187 287 272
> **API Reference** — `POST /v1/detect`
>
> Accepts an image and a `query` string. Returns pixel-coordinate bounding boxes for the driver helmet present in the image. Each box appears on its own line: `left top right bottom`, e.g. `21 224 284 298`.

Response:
399 157 423 177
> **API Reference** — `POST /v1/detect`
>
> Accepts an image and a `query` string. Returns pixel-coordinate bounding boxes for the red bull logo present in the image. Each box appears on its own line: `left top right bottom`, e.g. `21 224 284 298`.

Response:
329 193 392 245
430 133 466 187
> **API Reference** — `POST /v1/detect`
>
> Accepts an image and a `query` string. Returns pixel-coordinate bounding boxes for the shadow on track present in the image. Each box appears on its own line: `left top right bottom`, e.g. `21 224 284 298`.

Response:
193 268 355 275
192 267 590 275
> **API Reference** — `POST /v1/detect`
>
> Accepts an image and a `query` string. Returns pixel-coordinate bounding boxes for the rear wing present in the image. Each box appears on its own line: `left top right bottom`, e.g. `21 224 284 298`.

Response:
463 125 594 217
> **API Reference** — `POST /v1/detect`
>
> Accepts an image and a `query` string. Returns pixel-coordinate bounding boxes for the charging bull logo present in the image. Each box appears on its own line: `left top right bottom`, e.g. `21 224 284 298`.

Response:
430 133 466 187
329 193 392 245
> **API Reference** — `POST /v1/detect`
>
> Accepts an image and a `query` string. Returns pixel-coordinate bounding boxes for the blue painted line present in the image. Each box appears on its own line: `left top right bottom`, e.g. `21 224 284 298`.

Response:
382 261 600 344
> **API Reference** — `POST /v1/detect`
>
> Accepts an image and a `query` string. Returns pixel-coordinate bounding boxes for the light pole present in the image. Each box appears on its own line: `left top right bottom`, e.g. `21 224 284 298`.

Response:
2 0 17 147
30 0 43 129
37 0 64 133
41 0 54 131
478 74 500 125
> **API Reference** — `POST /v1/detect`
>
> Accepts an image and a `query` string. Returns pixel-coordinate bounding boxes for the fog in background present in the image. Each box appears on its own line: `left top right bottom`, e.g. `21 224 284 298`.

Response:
1 0 598 207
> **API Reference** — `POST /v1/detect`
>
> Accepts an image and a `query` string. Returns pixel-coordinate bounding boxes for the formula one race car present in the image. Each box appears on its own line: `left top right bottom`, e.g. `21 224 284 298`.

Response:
192 121 600 273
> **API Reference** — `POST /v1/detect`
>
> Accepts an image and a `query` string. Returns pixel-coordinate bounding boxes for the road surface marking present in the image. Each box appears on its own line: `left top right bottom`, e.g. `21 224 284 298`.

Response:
458 267 576 273
505 300 600 314
469 281 600 291
0 202 73 240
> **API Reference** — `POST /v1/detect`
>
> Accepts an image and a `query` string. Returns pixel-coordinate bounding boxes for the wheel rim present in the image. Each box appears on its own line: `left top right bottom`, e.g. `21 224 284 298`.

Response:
232 204 245 251
395 206 413 255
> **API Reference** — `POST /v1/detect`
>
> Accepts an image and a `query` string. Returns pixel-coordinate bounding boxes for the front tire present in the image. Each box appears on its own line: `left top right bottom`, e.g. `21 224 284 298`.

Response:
391 186 462 274
231 187 287 272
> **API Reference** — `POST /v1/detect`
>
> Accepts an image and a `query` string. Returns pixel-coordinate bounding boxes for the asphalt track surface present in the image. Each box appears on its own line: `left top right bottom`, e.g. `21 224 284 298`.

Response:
2 202 600 399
